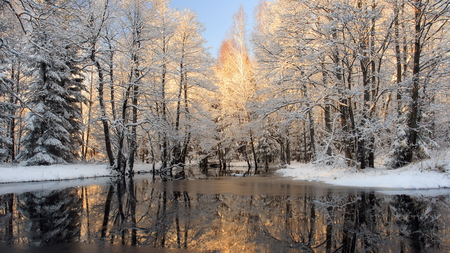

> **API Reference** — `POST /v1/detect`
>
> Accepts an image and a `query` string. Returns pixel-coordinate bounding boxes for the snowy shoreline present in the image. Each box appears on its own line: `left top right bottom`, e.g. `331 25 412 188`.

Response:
0 164 112 184
277 155 450 190
0 151 449 190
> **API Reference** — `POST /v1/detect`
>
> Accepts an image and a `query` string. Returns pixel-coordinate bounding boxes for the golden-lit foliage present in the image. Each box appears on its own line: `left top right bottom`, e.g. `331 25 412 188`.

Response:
214 7 256 120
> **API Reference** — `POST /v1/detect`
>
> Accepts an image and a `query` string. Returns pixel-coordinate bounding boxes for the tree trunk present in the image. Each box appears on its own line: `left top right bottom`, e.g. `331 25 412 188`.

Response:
100 184 114 238
394 0 404 115
92 52 114 167
127 176 137 245
250 131 258 174
7 62 21 162
107 40 117 121
406 1 423 163
160 61 169 173
308 109 316 162
127 36 141 174
277 138 284 165
127 82 139 174
82 69 94 160
303 122 308 163
116 84 132 175
367 1 377 168
332 29 354 166
356 0 371 170
322 60 333 158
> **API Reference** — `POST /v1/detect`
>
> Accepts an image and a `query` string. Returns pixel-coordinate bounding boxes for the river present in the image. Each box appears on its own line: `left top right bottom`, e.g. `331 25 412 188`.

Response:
0 167 449 252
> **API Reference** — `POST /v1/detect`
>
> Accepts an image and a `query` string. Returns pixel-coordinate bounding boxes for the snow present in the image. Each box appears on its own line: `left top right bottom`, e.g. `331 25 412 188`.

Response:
277 151 450 190
0 164 111 184
0 163 160 185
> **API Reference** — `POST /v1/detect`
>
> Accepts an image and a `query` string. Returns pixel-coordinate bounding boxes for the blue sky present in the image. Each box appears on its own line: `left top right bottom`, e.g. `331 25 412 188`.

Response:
170 0 261 57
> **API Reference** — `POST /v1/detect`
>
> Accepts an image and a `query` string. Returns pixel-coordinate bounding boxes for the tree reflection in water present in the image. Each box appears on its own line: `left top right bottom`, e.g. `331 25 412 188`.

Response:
0 177 449 252
0 188 82 246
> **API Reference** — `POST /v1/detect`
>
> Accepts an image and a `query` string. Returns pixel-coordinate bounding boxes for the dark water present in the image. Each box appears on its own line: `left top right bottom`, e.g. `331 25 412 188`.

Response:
0 168 449 252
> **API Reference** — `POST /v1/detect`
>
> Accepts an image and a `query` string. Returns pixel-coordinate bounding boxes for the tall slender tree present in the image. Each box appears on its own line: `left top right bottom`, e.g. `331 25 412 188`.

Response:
392 0 450 166
170 9 215 168
215 6 259 172
0 62 14 162
1 0 30 163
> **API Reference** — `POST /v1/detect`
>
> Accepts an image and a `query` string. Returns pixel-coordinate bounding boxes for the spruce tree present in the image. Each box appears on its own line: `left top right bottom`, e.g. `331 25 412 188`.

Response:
17 1 85 165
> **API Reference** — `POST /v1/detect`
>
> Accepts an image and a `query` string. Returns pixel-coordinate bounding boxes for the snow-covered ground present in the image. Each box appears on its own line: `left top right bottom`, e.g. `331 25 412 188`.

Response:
0 163 162 184
277 150 450 189
0 163 111 183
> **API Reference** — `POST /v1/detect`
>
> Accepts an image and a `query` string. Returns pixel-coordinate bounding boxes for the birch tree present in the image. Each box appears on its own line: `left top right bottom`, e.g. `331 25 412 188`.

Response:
215 6 259 172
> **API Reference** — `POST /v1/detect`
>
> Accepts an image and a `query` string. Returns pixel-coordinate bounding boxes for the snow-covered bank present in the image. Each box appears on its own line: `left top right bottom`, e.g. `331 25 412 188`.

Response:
0 164 112 183
277 153 450 189
0 163 161 184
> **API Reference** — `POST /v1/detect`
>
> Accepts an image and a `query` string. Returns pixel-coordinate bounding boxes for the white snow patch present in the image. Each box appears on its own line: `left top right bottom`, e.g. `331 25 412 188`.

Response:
0 164 111 184
277 152 450 189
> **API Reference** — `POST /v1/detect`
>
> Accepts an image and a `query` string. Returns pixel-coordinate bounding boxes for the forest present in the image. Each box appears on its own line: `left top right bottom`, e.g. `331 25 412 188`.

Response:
0 0 449 178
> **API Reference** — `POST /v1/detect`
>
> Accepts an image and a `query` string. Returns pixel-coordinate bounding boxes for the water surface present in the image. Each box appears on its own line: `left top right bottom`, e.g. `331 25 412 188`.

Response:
0 168 449 252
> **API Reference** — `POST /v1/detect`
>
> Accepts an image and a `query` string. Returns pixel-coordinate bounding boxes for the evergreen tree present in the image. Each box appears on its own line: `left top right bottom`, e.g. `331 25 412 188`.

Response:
18 188 82 246
17 1 86 165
